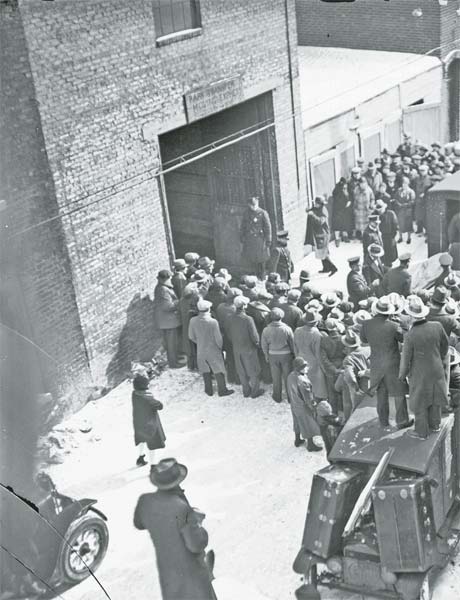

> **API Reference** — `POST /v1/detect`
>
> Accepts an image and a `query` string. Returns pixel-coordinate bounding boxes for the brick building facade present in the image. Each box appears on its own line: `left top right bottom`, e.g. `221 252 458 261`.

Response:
296 0 460 141
0 0 307 404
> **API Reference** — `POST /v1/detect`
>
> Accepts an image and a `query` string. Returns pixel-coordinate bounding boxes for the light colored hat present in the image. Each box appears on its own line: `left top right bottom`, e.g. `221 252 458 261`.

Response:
445 298 459 318
372 296 395 316
216 268 232 282
450 346 460 366
353 309 372 326
399 252 411 263
184 252 199 263
324 318 339 332
307 299 322 311
342 330 361 348
197 299 212 312
351 166 361 175
387 292 405 315
321 292 340 308
405 296 429 319
270 307 284 320
303 309 321 324
329 307 344 322
445 273 460 288
293 357 308 371
288 289 301 302
368 243 384 257
173 258 187 270
234 296 249 309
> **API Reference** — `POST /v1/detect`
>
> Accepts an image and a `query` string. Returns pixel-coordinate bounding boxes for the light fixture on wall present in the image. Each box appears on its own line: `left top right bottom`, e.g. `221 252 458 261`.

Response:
412 7 423 17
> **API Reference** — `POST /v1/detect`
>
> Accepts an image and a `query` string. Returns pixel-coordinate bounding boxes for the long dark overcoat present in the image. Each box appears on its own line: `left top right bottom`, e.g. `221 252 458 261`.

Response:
331 183 353 232
346 270 371 307
240 207 272 265
394 188 415 233
382 265 412 297
360 315 406 396
132 390 166 450
399 320 449 411
134 490 217 600
229 312 261 378
379 209 399 266
286 370 321 439
362 255 386 291
294 325 328 399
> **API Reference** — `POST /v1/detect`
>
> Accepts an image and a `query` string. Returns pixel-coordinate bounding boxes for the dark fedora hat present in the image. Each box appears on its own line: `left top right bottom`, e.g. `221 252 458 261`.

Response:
299 269 311 282
150 458 188 490
431 286 450 305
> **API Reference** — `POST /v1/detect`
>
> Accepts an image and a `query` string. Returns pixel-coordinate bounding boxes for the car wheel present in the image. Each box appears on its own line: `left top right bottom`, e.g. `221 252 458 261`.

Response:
59 513 109 585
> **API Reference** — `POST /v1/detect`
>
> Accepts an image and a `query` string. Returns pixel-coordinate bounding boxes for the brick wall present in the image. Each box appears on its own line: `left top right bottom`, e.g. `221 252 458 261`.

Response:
0 0 92 411
11 0 306 388
296 0 442 55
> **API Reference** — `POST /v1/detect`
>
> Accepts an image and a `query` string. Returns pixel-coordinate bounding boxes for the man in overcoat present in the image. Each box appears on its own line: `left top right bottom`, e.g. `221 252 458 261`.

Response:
346 256 371 308
293 310 328 401
261 308 295 402
188 299 234 397
399 297 449 439
286 357 322 452
413 164 432 234
362 243 386 293
134 458 217 600
171 259 188 299
154 270 183 369
269 230 294 282
341 330 370 421
281 289 303 331
229 296 263 398
381 253 412 297
215 287 242 384
319 319 346 414
305 197 338 276
362 214 383 257
433 253 453 289
240 196 272 279
427 286 460 337
132 371 165 467
360 296 411 429
394 176 415 244
375 199 399 267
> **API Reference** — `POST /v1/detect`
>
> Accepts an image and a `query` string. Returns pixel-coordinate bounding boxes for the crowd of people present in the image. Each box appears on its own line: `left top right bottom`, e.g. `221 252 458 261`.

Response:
130 136 460 600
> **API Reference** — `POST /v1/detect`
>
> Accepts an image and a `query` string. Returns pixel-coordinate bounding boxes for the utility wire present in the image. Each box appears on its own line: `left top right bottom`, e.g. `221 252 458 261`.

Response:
5 35 460 239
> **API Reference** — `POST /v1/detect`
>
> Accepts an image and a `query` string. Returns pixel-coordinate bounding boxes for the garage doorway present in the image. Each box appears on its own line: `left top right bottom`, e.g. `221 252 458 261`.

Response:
159 93 281 274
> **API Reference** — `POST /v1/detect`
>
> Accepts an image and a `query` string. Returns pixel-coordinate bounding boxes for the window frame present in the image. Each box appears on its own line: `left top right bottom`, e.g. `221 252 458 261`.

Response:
154 0 202 45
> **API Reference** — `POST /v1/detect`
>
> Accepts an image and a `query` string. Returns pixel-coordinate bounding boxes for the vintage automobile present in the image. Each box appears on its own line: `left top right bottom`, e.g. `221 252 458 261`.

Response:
293 394 460 600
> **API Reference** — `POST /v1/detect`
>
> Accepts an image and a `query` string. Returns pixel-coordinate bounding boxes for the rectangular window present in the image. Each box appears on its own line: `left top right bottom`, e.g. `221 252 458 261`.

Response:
153 0 201 38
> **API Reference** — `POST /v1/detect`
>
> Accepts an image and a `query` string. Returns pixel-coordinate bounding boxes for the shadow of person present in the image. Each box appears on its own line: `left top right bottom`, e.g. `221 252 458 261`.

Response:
105 293 161 388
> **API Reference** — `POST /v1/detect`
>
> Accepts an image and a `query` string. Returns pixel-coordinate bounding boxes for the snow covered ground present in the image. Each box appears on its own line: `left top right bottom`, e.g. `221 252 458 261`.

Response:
45 236 460 600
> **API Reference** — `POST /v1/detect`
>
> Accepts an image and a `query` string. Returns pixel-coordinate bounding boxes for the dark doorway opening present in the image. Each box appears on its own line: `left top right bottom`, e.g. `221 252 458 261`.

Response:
159 93 281 274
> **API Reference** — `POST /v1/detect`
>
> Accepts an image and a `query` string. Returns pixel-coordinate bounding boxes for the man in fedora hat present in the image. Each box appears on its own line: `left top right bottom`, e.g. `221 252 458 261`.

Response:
400 297 449 439
444 272 460 302
188 299 234 397
382 252 412 297
172 259 188 299
294 310 328 402
375 198 399 267
363 243 386 293
215 287 242 385
154 270 184 369
134 458 217 600
319 319 346 414
341 330 371 421
229 296 264 398
397 132 415 159
413 163 432 235
427 286 460 337
346 256 371 308
282 289 303 331
286 357 322 451
361 296 412 429
184 252 200 280
433 253 453 289
305 197 338 276
240 195 272 279
270 230 294 283
261 307 295 402
362 214 383 257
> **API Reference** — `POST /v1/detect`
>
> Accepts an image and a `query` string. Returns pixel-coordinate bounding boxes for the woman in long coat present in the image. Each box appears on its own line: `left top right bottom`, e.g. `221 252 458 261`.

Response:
376 200 399 267
353 178 375 236
332 178 353 243
132 371 165 467
286 357 322 451
394 177 415 243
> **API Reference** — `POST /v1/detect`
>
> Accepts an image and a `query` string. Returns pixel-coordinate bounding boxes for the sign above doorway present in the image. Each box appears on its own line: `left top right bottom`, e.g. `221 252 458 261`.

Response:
184 76 244 123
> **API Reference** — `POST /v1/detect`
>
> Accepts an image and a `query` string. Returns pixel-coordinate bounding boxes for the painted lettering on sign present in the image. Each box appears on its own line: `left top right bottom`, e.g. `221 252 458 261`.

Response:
185 77 243 122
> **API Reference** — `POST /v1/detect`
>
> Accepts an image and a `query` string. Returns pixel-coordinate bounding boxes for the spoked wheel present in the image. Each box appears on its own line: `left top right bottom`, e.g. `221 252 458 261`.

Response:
59 514 109 584
419 573 432 600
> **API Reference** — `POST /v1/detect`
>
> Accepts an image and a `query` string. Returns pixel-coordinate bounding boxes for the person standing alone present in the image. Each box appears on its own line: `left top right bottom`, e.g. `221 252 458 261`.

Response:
240 195 272 279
